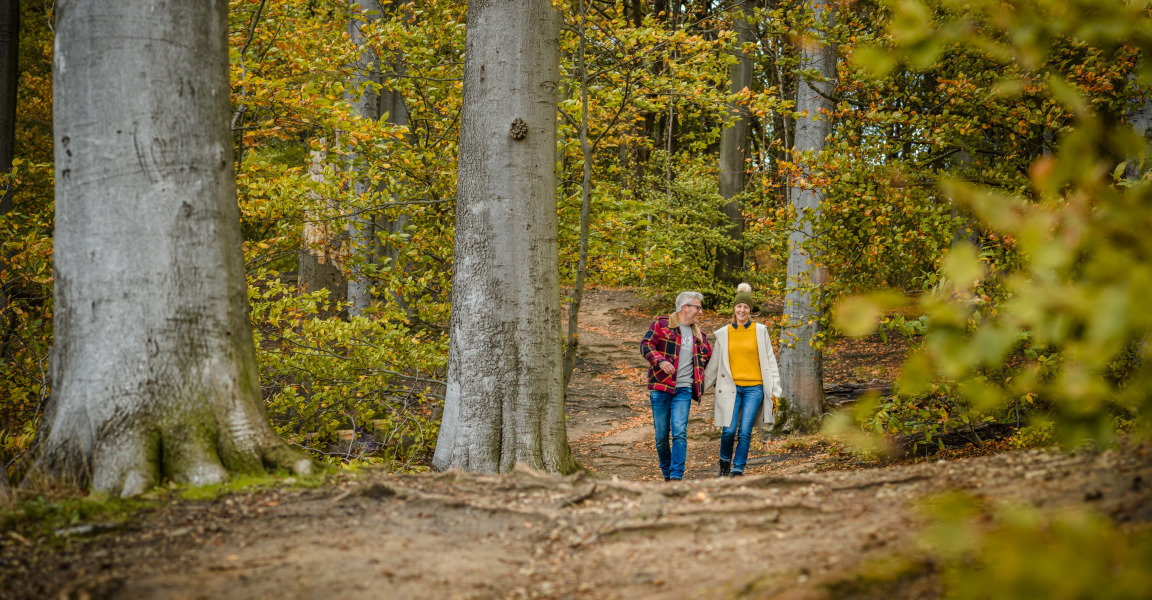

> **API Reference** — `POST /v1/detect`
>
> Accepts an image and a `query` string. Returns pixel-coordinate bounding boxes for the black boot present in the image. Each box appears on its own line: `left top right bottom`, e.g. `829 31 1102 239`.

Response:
718 460 731 478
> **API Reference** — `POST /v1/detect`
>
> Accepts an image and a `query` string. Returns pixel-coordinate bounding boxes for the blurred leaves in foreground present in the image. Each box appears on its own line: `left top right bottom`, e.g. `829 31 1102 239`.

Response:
920 492 1152 600
834 0 1152 448
833 1 1152 596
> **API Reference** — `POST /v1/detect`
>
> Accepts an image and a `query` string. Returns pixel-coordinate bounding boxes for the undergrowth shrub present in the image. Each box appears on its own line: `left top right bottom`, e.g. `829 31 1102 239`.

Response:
0 167 55 481
248 271 446 470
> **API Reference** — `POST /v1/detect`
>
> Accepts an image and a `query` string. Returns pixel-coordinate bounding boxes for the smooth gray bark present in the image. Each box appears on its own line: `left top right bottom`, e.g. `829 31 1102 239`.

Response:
372 0 414 313
374 79 413 277
716 0 755 283
434 0 575 474
345 0 382 317
779 0 835 429
37 0 310 496
346 0 415 316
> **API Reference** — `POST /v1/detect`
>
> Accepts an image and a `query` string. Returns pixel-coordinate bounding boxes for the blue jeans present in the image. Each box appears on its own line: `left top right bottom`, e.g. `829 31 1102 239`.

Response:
650 387 693 480
719 385 764 474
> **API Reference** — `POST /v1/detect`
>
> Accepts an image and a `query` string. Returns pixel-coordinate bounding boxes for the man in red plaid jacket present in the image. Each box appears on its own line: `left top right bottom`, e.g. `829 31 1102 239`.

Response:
640 291 712 481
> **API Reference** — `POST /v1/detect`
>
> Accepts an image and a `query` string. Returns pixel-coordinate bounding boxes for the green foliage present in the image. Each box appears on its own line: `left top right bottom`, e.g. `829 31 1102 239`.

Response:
624 153 746 303
816 166 964 295
1 3 57 476
231 0 462 315
920 494 1152 600
834 0 1152 448
0 211 52 462
248 271 446 469
228 0 462 471
554 0 752 303
1009 420 1055 450
6 0 1144 488
828 4 1152 596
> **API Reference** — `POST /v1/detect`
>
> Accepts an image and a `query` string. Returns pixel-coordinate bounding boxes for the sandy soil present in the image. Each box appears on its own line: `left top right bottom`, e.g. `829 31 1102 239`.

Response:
2 289 1149 600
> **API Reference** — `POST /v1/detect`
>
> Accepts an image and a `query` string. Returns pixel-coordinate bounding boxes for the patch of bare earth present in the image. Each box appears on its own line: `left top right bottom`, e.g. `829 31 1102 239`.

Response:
2 289 1150 600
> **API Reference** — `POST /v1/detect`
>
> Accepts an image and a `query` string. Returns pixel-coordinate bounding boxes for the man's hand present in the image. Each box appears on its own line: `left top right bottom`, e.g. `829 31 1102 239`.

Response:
658 360 675 375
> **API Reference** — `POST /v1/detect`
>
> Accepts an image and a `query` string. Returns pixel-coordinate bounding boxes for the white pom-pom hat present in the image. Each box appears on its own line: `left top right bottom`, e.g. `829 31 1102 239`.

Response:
733 282 755 308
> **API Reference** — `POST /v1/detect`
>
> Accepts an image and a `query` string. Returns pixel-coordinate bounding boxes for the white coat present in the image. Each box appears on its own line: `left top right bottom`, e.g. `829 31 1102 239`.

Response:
703 322 784 428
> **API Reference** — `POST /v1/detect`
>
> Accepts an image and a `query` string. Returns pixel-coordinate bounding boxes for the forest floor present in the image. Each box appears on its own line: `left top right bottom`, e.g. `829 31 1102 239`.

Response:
2 289 1150 600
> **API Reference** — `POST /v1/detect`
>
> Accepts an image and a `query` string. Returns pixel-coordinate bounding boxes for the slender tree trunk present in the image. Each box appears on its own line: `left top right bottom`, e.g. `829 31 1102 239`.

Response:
654 0 668 20
295 7 350 310
35 0 310 497
779 0 836 431
0 0 19 383
626 0 643 26
716 0 755 283
563 0 594 388
766 3 795 166
433 0 575 474
0 0 17 215
299 147 349 316
949 149 978 245
374 87 411 276
373 0 414 313
345 0 383 317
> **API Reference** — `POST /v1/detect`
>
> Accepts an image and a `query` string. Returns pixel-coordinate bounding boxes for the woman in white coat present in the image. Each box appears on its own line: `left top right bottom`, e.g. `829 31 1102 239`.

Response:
703 283 783 477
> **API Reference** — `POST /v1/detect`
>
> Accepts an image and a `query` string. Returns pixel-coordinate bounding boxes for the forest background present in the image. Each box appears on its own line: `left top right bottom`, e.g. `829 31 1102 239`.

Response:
0 0 1151 596
1 0 1150 507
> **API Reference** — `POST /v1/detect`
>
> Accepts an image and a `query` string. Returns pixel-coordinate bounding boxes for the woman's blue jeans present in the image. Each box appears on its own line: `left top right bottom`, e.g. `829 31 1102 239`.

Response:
719 384 764 474
649 387 693 480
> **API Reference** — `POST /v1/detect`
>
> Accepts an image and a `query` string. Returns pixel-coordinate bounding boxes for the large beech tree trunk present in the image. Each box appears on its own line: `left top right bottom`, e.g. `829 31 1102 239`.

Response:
779 0 835 430
35 0 310 496
433 0 575 474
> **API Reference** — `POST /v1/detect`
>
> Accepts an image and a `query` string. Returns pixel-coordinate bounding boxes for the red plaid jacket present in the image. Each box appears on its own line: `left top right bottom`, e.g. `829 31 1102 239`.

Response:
640 314 713 401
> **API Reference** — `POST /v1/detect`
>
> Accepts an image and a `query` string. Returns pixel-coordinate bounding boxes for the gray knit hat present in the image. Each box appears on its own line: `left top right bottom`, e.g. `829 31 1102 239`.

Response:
733 282 755 309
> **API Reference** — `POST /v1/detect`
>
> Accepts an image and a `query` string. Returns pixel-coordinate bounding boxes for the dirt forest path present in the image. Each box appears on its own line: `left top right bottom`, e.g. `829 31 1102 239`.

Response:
566 289 809 481
2 290 1150 600
563 288 889 480
563 288 689 482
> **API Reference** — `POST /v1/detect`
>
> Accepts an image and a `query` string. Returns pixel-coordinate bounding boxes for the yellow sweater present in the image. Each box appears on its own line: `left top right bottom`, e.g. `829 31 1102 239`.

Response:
728 323 762 386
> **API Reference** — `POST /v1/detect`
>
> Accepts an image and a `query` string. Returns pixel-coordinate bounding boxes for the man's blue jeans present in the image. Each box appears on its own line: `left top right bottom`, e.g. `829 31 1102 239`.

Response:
650 387 693 480
719 384 764 474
